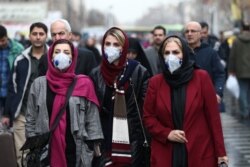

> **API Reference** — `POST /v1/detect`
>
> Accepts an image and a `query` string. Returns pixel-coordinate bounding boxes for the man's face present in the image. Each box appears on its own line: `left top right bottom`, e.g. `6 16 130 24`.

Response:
200 27 209 40
152 29 165 46
184 23 201 47
0 36 8 49
72 34 81 42
50 21 71 42
29 27 47 48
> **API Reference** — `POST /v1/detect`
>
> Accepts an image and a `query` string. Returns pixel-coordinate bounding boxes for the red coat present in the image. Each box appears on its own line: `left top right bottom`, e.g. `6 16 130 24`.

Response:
143 69 226 167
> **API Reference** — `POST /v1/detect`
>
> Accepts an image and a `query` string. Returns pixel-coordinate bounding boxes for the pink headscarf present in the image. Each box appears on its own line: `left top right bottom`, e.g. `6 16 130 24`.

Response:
46 39 99 167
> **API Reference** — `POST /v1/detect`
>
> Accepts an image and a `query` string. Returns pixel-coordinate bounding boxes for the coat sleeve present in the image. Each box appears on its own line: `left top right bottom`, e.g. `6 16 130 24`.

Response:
3 63 17 119
143 77 172 144
25 80 39 137
83 99 104 141
211 51 226 97
201 71 227 157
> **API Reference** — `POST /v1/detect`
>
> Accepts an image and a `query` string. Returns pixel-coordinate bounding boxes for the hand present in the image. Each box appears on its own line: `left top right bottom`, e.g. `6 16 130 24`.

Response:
1 117 10 127
218 156 229 166
167 130 188 143
216 94 221 104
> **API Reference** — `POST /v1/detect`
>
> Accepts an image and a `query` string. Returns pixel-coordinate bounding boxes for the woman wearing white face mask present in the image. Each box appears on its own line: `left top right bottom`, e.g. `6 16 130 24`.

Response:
143 35 228 167
25 39 103 167
90 27 150 167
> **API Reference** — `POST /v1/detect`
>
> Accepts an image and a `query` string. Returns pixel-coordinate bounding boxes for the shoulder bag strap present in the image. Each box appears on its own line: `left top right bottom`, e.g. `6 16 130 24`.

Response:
50 77 78 132
130 80 149 147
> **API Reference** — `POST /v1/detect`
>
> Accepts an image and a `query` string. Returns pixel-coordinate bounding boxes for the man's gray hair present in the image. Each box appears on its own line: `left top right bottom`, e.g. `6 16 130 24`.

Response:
51 19 72 32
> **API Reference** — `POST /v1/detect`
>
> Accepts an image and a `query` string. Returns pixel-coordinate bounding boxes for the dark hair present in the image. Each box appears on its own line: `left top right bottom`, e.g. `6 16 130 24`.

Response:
152 25 166 35
0 25 7 38
72 31 82 38
242 22 250 31
30 22 48 34
52 39 74 55
50 39 75 65
199 21 209 29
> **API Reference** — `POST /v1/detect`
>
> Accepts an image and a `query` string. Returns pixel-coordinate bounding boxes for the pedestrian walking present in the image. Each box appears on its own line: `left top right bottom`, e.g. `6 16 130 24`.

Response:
143 35 228 167
90 27 150 166
0 25 24 117
25 39 103 167
228 22 250 120
184 21 225 104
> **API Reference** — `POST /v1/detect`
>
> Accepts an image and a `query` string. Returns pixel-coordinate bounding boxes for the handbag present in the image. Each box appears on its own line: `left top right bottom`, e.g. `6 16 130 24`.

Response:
131 81 151 167
20 77 77 167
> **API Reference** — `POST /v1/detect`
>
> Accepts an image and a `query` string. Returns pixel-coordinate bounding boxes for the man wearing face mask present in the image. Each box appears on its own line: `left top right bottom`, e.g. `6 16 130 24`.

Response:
71 31 84 48
85 35 102 66
39 19 97 76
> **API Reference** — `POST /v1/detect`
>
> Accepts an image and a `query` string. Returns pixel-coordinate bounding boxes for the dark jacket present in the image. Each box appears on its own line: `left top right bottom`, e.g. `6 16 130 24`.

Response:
228 32 250 78
191 42 225 97
39 47 97 76
90 62 150 166
3 45 48 121
85 46 102 66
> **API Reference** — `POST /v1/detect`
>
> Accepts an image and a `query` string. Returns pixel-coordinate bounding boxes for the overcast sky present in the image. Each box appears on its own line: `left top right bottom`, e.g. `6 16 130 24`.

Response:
84 0 182 24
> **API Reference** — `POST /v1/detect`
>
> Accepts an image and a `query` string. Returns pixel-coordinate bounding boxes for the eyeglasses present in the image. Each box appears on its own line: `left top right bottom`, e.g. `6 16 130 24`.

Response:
184 30 200 34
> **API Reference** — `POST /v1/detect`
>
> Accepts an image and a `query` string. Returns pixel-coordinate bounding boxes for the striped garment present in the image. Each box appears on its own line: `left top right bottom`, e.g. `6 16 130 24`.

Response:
0 47 10 97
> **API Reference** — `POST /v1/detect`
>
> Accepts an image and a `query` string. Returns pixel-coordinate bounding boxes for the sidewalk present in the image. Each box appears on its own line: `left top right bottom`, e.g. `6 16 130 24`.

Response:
221 113 250 167
221 88 250 167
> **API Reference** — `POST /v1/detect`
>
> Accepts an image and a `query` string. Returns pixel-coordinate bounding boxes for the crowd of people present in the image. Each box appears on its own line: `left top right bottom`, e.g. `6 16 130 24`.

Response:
2 18 250 167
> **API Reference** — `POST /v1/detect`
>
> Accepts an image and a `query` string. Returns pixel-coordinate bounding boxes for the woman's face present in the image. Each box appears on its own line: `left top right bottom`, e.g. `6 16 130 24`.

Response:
52 43 73 71
104 35 123 65
127 51 137 59
163 41 183 60
53 43 72 59
104 35 122 51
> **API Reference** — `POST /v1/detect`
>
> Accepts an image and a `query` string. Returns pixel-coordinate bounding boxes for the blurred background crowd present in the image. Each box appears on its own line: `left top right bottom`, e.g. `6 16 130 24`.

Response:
0 0 249 48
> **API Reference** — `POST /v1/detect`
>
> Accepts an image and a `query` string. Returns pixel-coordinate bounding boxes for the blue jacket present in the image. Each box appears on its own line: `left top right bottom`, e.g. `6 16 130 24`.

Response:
191 43 225 97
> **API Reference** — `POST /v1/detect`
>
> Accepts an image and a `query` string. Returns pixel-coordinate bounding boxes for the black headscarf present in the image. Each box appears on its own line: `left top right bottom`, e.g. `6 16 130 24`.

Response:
158 35 196 167
128 37 153 76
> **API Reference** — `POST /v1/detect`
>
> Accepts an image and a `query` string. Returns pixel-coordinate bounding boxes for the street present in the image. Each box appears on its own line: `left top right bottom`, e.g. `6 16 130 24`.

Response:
222 88 250 167
221 113 250 166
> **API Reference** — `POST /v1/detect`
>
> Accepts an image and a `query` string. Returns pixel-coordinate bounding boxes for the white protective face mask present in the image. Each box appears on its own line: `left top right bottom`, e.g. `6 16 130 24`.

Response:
104 46 121 64
164 54 182 73
52 53 72 71
72 41 79 48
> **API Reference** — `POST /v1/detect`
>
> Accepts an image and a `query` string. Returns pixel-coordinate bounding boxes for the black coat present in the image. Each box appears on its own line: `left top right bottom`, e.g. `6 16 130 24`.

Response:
90 63 150 166
39 48 97 76
191 43 225 97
